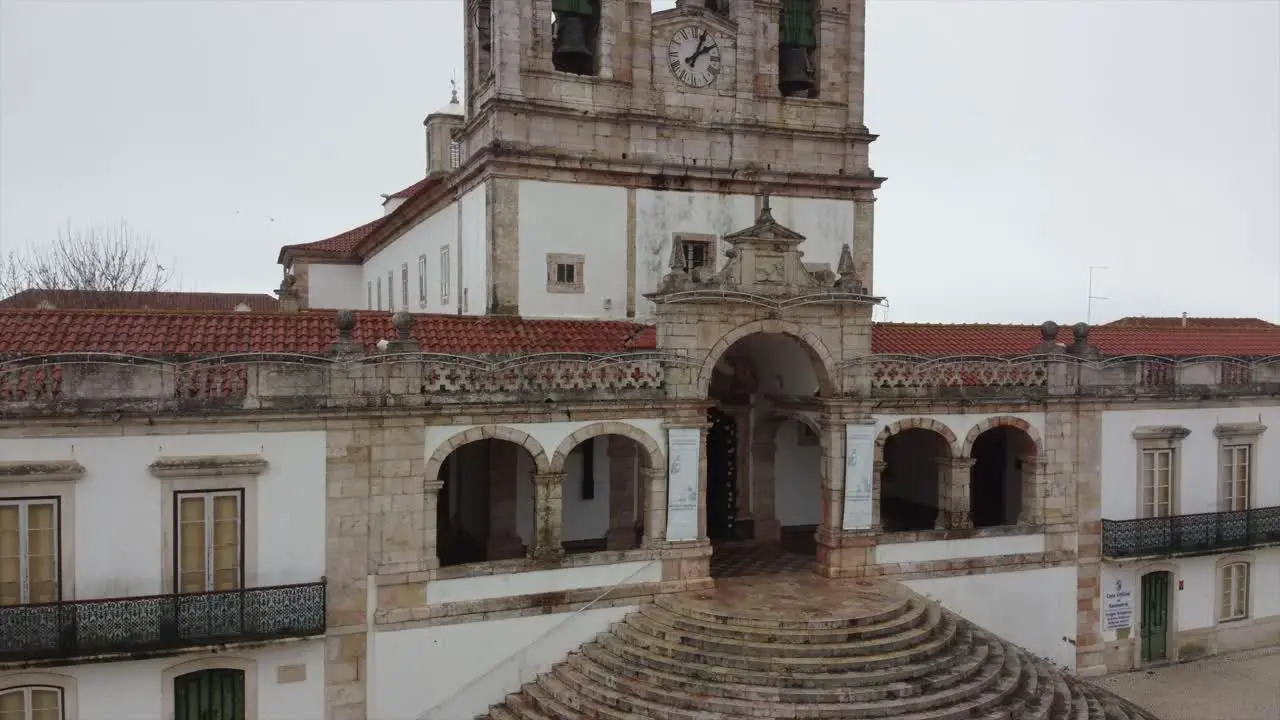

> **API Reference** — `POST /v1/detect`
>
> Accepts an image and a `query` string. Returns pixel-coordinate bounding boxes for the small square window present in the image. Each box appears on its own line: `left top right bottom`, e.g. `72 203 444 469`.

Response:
546 253 585 294
672 233 718 273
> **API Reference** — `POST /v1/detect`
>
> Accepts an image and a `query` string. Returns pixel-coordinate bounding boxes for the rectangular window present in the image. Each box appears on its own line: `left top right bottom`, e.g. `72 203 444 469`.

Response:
0 499 59 606
417 254 428 307
672 233 718 273
1221 445 1251 511
1140 449 1173 518
545 253 585 294
175 491 243 593
401 262 410 309
1219 562 1249 621
449 140 461 169
440 246 451 304
0 687 63 720
376 277 382 310
387 270 395 311
367 281 373 310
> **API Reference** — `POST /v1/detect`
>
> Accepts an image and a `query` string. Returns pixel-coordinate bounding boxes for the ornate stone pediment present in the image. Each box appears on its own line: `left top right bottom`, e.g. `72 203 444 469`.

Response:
648 196 871 303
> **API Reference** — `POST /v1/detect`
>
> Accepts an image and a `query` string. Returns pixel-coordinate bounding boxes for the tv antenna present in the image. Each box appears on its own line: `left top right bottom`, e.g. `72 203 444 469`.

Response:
1086 266 1109 324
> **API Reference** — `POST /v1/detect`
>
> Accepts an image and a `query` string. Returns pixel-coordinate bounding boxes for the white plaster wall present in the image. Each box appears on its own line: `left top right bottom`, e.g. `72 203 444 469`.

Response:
876 532 1046 564
425 560 662 606
1100 406 1280 520
458 183 487 316
905 566 1078 669
518 180 629 320
562 435 630 542
363 201 459 314
0 640 324 720
376 606 637 720
774 419 822 527
1100 548 1280 640
872 413 1047 458
0 432 326 598
305 262 364 310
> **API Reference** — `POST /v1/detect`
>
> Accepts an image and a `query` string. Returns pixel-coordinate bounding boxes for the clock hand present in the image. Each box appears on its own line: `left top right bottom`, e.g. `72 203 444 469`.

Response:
686 43 714 66
684 36 706 65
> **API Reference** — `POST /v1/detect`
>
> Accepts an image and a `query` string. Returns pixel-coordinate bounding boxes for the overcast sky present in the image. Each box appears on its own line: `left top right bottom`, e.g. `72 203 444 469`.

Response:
1 0 1277 324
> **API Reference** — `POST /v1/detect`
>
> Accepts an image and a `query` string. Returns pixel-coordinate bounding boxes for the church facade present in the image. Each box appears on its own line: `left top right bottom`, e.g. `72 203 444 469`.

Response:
1 1 1278 719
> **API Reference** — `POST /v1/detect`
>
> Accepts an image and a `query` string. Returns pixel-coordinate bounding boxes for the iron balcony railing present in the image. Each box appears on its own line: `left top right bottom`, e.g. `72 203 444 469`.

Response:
1102 505 1280 559
0 580 325 662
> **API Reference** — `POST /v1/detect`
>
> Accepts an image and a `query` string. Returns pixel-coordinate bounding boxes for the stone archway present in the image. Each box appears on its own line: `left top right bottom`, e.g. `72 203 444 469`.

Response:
695 319 839 399
876 419 962 531
961 416 1042 527
551 422 665 553
427 426 551 566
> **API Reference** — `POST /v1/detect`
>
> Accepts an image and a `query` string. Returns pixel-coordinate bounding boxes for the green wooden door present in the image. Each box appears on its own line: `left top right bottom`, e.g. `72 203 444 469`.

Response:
174 669 245 720
1140 572 1171 663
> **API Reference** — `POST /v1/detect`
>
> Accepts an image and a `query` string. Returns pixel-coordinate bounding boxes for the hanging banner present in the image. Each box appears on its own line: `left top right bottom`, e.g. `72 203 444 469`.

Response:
842 424 876 531
665 427 702 542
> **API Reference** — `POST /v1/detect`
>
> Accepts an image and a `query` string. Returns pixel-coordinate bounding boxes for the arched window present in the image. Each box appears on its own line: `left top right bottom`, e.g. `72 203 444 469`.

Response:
0 686 63 720
1219 561 1250 621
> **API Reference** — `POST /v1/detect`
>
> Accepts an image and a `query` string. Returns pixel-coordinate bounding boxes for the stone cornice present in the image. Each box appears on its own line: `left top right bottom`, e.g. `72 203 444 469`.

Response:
1213 422 1267 438
0 460 85 484
149 454 269 479
1131 426 1192 441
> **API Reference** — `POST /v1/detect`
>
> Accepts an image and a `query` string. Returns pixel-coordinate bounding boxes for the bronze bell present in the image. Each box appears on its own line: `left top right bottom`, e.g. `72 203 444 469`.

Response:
553 15 594 75
778 45 814 97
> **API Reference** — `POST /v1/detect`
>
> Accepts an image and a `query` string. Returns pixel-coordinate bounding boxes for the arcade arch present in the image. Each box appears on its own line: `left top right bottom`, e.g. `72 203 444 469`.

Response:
964 418 1040 527
552 423 664 554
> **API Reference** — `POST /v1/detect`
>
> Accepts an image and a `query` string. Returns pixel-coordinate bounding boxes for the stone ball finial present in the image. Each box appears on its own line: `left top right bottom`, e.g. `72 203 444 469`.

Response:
392 311 414 340
336 310 357 339
1073 322 1089 342
1040 321 1059 342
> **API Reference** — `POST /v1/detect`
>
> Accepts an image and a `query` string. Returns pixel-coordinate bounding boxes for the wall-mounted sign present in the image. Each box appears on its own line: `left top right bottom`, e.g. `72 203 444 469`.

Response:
843 424 876 531
1103 577 1134 631
666 427 701 542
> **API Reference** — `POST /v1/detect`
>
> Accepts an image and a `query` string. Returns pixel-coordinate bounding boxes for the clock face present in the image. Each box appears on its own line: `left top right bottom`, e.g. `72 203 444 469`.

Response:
667 25 722 88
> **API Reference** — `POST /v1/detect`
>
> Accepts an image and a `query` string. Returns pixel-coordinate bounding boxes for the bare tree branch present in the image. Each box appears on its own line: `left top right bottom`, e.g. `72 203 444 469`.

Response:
0 220 174 300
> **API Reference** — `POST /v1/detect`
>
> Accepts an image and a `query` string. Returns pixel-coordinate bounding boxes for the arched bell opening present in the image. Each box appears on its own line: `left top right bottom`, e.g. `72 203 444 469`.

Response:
552 0 601 77
436 439 536 567
969 426 1038 528
880 429 949 531
559 434 655 554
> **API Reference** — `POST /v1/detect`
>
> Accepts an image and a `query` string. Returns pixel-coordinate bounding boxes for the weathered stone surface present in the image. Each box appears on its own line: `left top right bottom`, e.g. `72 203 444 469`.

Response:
486 574 1164 719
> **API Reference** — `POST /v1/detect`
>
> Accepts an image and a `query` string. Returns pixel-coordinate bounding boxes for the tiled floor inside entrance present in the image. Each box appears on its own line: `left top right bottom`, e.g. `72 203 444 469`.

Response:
710 542 814 577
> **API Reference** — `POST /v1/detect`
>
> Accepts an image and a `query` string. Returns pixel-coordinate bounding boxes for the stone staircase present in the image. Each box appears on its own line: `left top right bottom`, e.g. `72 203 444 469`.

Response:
483 574 1161 720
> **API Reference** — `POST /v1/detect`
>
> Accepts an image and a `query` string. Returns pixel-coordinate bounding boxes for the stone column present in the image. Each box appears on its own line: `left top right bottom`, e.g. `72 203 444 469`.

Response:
486 441 524 560
641 467 667 546
871 461 886 534
1018 454 1041 525
531 472 566 564
936 457 974 530
606 440 639 550
423 479 445 570
750 437 780 543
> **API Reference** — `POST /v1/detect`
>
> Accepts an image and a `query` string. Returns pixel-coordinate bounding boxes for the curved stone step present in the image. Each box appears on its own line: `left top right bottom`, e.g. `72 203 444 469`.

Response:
609 609 959 674
653 585 911 631
643 595 931 644
623 603 943 660
554 631 1013 719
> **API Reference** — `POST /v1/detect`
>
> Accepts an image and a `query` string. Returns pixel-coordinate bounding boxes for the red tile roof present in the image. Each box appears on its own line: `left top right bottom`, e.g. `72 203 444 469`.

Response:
872 323 1280 357
384 176 438 201
0 289 278 313
0 310 656 356
276 219 382 262
1102 316 1276 329
2 311 1277 359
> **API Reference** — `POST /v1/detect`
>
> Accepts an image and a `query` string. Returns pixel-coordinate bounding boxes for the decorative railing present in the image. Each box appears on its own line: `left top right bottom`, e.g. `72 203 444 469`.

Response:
0 580 326 662
1102 506 1280 559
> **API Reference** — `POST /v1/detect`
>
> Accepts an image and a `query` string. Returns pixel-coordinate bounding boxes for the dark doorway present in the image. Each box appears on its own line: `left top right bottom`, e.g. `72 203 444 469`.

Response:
1140 571 1172 663
706 407 739 541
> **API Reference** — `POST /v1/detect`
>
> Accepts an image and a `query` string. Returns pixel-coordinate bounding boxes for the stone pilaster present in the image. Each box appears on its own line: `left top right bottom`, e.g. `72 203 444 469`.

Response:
324 426 372 720
370 422 429 575
606 440 639 550
936 457 975 530
423 479 444 570
1018 454 1042 525
486 177 520 315
641 466 667 545
871 460 886 534
750 438 780 543
486 440 524 560
531 471 566 564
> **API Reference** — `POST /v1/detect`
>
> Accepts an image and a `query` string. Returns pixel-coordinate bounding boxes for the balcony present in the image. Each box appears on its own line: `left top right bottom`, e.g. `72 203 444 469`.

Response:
1102 506 1280 559
0 580 326 663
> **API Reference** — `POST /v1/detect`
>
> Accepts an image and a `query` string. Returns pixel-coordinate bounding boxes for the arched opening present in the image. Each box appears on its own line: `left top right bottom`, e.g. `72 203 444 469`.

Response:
880 429 949 531
560 434 653 554
436 439 537 566
704 330 831 577
969 426 1037 527
174 668 246 720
